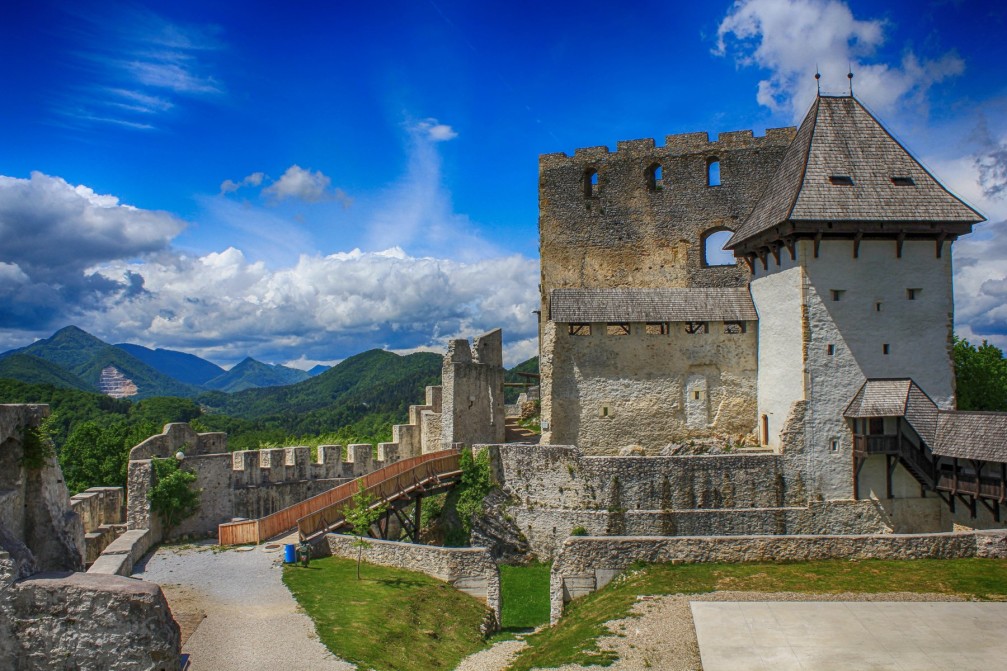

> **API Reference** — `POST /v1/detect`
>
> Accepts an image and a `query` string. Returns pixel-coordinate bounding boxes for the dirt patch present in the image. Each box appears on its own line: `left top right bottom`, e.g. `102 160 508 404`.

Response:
159 583 207 645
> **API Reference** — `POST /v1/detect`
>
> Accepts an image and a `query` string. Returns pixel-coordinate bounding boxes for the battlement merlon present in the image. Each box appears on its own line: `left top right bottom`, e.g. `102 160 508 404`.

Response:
539 126 797 169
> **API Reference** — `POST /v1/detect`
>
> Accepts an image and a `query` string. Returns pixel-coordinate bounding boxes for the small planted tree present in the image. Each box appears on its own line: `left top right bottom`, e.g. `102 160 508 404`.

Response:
148 457 200 534
344 483 388 580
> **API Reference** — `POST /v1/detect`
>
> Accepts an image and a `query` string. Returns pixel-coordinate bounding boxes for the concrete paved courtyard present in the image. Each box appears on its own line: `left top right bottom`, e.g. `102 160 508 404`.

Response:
692 601 1007 670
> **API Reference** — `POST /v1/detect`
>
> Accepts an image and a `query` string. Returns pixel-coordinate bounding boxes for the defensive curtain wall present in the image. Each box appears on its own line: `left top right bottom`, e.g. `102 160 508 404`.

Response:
0 405 179 670
538 128 796 450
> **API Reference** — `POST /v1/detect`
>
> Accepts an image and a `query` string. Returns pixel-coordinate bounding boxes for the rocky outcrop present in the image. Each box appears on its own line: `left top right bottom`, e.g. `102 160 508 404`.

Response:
2 571 180 670
470 488 533 563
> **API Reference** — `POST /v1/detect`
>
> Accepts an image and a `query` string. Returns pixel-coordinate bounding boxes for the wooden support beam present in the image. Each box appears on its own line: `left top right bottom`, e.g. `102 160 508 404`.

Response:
414 494 423 545
936 232 948 258
743 254 756 274
784 237 796 260
886 454 895 499
978 496 1000 522
853 455 866 500
757 248 768 270
771 243 781 266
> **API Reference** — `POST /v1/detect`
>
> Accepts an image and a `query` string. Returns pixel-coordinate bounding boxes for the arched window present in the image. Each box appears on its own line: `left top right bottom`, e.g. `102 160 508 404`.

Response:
584 169 598 198
707 158 721 187
646 163 663 191
702 228 735 267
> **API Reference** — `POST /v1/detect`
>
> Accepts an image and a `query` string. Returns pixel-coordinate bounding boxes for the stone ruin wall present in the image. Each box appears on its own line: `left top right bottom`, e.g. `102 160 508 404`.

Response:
542 317 757 453
538 129 796 453
538 127 796 311
440 329 506 450
482 443 912 559
0 404 179 670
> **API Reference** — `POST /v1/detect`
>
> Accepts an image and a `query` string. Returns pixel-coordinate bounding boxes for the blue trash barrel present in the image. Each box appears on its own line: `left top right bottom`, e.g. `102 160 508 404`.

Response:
284 543 296 563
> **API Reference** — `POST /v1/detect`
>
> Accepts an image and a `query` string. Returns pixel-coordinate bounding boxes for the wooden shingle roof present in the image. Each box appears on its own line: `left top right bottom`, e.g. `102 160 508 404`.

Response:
729 95 984 251
549 288 757 323
934 412 1007 462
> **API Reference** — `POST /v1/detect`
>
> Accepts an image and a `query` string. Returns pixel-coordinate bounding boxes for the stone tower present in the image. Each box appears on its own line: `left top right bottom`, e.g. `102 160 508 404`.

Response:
728 94 985 497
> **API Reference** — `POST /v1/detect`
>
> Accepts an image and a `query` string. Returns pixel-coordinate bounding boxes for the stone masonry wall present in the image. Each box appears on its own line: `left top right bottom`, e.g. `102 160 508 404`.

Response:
483 444 900 559
441 330 506 449
544 318 757 452
324 533 500 624
549 530 1007 622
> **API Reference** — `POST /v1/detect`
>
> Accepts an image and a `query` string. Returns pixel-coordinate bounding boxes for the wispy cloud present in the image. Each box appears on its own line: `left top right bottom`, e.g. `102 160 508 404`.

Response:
57 7 224 130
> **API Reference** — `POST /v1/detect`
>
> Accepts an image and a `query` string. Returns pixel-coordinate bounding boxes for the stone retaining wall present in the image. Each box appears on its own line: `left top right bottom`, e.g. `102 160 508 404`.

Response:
323 534 500 625
549 530 1007 622
87 529 154 577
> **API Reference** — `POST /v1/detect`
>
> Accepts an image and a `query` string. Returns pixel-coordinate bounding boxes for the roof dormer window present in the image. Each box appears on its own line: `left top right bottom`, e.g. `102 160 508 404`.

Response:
829 175 854 186
891 176 915 186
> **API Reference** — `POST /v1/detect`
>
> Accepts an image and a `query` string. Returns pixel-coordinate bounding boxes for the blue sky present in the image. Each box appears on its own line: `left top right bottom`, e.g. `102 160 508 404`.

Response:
1 0 1006 368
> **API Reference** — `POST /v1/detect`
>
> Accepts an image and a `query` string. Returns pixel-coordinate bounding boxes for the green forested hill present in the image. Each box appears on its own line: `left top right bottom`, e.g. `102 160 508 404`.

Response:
115 343 225 386
198 349 442 435
0 354 96 391
4 326 201 398
203 357 311 393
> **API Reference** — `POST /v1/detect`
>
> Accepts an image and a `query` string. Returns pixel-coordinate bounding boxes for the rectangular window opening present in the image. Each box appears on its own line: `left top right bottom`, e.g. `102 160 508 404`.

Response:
831 439 839 452
600 406 610 418
891 176 915 186
829 175 854 186
875 302 882 312
827 344 835 356
606 323 630 336
645 322 669 335
724 321 746 334
883 343 890 355
830 289 844 302
684 321 708 334
568 323 591 336
907 288 921 300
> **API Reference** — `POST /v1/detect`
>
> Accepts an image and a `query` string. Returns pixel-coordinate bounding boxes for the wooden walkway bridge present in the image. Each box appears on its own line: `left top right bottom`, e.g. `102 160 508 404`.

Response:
218 449 462 545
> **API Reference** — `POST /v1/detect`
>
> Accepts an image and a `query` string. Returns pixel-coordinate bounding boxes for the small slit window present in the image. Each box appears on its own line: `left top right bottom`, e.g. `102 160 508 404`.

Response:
907 288 920 300
883 343 890 355
724 321 746 334
645 322 669 335
831 439 839 452
606 323 630 336
568 323 591 336
707 158 721 187
830 289 844 301
600 405 610 418
684 321 708 334
584 169 598 198
827 344 835 356
875 302 882 312
829 175 854 185
646 163 663 191
891 176 915 186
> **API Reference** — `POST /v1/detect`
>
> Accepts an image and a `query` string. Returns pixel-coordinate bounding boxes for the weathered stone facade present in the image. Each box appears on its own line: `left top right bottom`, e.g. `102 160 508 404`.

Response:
539 128 795 449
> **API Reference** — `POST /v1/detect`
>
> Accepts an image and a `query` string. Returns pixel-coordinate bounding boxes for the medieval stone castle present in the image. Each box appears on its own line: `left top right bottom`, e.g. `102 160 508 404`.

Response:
5 92 1007 668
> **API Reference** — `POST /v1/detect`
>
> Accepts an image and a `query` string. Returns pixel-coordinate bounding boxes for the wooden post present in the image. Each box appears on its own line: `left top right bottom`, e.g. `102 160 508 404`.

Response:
886 454 895 499
413 494 422 545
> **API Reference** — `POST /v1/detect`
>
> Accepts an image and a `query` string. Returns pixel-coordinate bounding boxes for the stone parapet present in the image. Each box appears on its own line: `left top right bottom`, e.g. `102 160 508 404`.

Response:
323 533 500 626
549 530 1007 622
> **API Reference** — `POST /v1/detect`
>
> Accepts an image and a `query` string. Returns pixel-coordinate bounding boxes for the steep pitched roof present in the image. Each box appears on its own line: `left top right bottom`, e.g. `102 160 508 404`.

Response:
549 288 757 323
729 95 984 250
844 378 938 445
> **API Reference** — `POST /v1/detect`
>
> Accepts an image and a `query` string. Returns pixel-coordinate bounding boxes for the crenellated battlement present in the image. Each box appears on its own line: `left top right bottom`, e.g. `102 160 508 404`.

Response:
540 126 795 168
227 442 401 488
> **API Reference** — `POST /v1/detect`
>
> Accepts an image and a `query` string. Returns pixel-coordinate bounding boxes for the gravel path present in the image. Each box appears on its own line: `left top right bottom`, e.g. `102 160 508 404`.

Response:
134 538 353 671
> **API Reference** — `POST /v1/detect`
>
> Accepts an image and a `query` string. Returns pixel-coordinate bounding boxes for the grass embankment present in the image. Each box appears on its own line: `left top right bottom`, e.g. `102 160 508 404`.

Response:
509 558 1007 671
500 562 551 630
283 556 488 671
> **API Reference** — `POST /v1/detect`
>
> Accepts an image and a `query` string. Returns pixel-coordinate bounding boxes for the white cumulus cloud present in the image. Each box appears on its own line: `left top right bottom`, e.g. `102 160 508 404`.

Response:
262 165 351 206
715 0 964 121
412 118 458 142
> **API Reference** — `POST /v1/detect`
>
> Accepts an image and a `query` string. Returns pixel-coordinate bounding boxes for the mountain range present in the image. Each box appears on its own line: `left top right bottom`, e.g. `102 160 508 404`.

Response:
0 326 323 398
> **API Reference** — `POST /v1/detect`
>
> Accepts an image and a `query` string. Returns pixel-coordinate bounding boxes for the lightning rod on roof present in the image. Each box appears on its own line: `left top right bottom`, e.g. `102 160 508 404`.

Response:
848 64 854 96
815 66 821 96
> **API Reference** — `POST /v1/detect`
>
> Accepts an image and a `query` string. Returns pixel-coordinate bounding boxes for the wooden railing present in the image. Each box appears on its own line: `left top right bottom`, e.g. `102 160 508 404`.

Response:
937 471 1006 501
296 451 461 541
852 434 898 455
218 449 460 545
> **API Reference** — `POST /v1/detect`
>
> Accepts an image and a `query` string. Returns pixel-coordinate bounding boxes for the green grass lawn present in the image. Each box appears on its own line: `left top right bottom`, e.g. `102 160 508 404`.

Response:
283 556 489 671
508 558 1007 671
499 562 551 630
